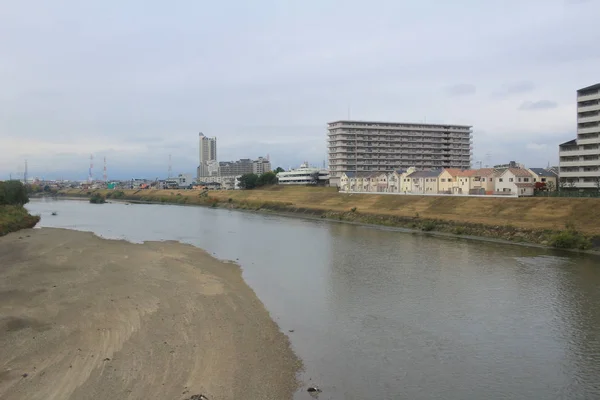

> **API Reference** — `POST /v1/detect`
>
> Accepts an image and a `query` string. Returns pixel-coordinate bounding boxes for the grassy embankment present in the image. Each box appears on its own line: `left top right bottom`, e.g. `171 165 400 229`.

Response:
58 186 600 250
0 206 40 236
0 181 40 236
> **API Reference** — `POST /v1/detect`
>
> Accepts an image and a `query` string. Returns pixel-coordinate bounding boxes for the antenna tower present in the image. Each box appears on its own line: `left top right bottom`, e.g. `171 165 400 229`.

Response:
89 154 94 183
24 160 28 183
168 154 172 178
103 157 107 182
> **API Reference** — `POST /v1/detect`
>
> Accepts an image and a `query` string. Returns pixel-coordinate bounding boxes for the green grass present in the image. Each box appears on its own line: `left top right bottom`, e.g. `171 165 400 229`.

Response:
549 229 592 250
0 206 40 236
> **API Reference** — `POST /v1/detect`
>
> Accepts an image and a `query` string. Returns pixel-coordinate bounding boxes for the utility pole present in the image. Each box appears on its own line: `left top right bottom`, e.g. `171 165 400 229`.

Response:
103 157 107 182
89 154 94 183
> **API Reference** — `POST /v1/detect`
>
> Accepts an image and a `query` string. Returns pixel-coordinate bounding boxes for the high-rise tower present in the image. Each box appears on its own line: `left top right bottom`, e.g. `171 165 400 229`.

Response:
197 133 218 178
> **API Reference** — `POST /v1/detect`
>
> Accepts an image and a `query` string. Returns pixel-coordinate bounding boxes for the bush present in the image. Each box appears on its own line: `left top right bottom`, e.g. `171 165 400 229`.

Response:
350 207 357 212
550 230 591 250
111 190 126 199
421 221 436 232
454 226 466 235
89 193 106 204
0 205 40 236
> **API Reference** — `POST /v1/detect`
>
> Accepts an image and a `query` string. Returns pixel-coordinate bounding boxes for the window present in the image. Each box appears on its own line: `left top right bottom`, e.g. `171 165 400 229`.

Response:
523 178 529 182
499 178 503 182
441 178 446 182
518 178 522 182
541 178 546 182
509 178 514 182
426 179 429 182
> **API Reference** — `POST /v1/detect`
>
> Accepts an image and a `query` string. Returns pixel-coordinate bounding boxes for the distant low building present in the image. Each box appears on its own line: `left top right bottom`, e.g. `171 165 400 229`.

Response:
197 175 240 190
276 163 329 185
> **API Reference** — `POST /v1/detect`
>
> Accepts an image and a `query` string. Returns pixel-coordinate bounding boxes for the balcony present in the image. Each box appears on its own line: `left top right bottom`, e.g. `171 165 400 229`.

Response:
578 103 600 113
578 125 600 134
578 92 600 102
562 149 600 157
560 170 600 178
579 115 600 124
560 160 600 167
576 137 600 146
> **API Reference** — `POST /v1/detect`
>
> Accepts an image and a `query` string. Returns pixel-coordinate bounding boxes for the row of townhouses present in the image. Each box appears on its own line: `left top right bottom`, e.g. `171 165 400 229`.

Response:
339 167 558 197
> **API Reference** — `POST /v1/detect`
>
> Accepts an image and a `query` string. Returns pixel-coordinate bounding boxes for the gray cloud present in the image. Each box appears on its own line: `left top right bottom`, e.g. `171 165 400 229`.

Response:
492 81 536 97
2 0 600 179
518 100 558 111
445 84 476 96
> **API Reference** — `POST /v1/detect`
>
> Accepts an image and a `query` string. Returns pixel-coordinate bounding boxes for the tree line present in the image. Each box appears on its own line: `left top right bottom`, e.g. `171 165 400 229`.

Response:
0 181 30 206
238 171 277 189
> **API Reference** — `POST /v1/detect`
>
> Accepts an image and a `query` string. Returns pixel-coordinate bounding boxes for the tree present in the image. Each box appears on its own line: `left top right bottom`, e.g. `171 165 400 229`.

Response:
534 182 546 191
238 173 259 189
0 180 30 205
310 171 320 185
546 181 555 192
257 172 277 186
273 167 285 174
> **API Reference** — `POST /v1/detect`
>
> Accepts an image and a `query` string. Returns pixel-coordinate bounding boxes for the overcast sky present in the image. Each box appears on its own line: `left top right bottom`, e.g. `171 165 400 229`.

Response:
1 0 599 180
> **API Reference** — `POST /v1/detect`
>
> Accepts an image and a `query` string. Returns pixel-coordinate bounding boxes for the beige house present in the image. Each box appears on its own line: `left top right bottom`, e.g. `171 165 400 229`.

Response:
471 168 496 194
408 170 441 194
527 168 558 191
494 168 535 197
438 168 462 194
373 173 389 192
455 170 478 194
387 172 400 193
340 172 371 192
395 167 417 193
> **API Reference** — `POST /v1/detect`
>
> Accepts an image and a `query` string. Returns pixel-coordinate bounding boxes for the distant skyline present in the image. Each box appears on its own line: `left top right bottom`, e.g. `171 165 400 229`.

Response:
2 0 600 180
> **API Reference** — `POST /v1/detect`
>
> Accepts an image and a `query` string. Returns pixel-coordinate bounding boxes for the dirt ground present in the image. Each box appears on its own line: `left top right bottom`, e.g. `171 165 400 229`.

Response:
0 228 300 400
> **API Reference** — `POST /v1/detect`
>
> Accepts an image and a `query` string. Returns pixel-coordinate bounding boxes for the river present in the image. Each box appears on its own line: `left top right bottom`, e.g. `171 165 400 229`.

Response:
26 199 600 400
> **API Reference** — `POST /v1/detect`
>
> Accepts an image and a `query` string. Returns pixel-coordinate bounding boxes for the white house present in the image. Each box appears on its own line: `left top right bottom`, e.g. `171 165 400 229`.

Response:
494 168 534 197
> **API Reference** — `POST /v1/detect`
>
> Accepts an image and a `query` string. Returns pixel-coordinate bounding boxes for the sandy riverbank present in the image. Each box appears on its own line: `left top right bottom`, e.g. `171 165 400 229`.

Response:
0 228 300 400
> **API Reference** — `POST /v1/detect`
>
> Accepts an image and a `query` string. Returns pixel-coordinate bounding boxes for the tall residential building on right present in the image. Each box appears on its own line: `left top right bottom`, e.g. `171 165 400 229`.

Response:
197 133 218 178
327 120 472 187
559 83 600 189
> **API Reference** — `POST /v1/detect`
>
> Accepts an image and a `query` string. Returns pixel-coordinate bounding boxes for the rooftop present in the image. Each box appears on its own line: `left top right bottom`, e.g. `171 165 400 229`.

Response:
474 168 495 176
407 170 442 178
500 168 534 178
327 120 472 129
559 139 577 147
528 168 558 178
578 83 600 93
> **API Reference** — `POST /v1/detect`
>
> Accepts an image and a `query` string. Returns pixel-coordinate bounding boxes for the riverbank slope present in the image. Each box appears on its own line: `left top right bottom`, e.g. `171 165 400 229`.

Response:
0 205 40 236
57 187 600 249
0 228 300 400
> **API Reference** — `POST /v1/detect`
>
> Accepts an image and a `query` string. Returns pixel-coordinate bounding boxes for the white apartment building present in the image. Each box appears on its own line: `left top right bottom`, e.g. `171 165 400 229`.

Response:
327 120 472 186
252 157 272 175
559 83 600 189
197 133 218 178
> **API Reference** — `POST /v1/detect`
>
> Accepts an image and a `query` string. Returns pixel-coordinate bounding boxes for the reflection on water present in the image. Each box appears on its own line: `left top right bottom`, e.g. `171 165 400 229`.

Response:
27 199 600 399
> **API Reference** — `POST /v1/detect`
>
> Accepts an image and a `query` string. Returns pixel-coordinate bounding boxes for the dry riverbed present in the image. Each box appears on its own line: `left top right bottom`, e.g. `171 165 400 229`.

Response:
0 228 300 400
